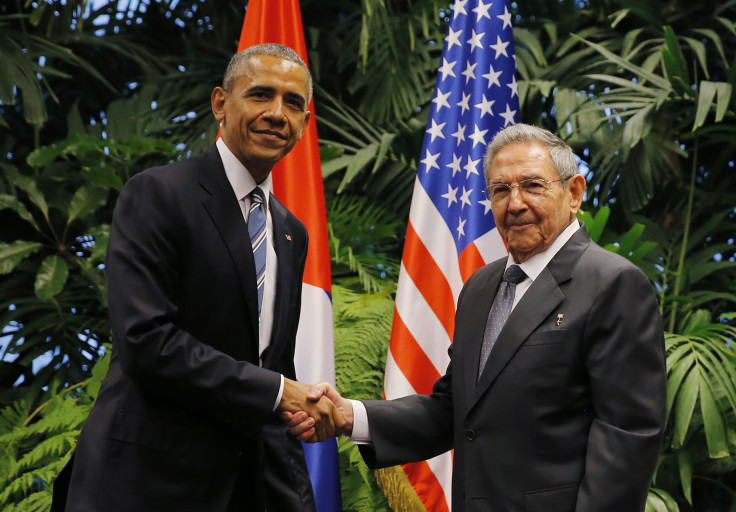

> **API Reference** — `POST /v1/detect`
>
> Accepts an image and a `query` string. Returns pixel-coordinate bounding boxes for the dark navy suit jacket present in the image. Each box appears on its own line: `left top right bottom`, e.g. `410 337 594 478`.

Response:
54 146 314 512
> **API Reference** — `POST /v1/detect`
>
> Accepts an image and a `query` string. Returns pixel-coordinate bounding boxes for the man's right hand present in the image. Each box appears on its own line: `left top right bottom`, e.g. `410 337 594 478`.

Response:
281 382 354 442
278 379 346 442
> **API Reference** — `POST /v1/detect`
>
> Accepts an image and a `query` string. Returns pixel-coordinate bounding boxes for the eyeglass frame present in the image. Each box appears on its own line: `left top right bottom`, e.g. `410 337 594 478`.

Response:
484 177 570 202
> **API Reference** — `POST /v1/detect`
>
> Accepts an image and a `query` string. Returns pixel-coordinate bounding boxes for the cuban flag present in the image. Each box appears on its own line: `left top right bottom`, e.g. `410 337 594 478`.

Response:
383 0 519 509
236 1 340 511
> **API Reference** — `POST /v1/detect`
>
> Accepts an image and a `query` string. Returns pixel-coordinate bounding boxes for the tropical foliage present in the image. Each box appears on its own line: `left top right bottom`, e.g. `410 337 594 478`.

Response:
0 0 734 511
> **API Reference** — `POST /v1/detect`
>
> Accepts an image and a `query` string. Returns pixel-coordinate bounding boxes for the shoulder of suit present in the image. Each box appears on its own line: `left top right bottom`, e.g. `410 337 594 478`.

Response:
463 257 505 288
576 239 651 287
126 148 216 190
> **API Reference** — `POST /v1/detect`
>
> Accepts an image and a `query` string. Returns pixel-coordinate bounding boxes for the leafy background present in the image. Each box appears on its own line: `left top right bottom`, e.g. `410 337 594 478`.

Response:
1 0 735 511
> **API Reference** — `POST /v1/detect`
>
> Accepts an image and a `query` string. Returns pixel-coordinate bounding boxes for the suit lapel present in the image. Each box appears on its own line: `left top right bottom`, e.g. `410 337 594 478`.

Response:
472 270 564 403
198 147 260 344
469 225 591 411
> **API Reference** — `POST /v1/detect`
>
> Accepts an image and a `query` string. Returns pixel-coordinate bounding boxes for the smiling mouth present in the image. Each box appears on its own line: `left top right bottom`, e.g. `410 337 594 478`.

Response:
254 129 287 140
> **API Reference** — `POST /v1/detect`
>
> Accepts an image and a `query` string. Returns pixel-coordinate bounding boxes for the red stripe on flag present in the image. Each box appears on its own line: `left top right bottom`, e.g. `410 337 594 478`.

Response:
458 242 485 283
236 0 331 293
402 222 456 339
401 461 451 512
389 311 442 395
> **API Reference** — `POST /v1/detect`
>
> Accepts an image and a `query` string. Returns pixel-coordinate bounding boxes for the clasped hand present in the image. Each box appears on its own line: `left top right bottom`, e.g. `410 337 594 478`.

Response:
279 381 353 443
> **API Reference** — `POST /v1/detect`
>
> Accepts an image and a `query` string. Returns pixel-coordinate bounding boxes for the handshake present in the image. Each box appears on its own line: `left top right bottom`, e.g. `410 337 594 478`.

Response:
278 379 353 443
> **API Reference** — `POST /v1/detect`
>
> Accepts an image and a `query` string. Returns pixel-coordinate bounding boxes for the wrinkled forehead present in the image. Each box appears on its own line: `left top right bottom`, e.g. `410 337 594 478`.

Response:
488 141 556 181
235 55 308 90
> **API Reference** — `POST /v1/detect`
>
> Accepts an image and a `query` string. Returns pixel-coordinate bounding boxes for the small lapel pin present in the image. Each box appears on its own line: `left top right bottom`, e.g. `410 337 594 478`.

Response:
285 234 292 241
556 313 564 326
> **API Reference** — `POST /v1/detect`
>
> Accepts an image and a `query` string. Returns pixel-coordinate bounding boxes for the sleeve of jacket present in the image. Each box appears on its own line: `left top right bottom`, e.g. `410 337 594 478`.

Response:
107 170 281 432
359 345 455 469
575 263 666 511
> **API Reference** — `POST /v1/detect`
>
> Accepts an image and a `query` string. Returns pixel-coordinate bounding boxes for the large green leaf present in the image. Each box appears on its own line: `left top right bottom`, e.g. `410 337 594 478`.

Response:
692 81 732 131
66 186 108 225
34 256 69 301
646 487 680 512
0 194 39 231
0 241 42 275
661 26 691 91
678 449 693 504
700 379 729 458
672 368 699 448
3 167 49 221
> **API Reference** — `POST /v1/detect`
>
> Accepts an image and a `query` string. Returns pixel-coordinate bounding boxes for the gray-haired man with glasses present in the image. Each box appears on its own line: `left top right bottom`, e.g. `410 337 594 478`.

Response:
287 124 666 512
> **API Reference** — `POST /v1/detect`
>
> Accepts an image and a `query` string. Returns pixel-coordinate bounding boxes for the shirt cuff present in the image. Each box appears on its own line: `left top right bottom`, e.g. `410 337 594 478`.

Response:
272 374 284 412
346 399 372 445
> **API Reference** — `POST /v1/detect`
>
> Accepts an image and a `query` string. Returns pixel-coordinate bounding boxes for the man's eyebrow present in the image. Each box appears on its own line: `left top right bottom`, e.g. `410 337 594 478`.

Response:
244 86 306 106
244 85 275 96
284 91 306 106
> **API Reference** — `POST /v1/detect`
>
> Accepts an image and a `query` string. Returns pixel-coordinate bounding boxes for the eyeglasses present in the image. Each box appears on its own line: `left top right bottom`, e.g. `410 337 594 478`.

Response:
485 177 568 202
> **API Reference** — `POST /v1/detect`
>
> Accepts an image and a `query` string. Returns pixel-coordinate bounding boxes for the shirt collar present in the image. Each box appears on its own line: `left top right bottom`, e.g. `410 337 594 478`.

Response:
216 138 272 207
505 219 581 281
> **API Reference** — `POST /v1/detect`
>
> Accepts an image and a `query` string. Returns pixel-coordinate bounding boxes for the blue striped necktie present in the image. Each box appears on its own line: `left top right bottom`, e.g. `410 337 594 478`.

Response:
248 187 267 317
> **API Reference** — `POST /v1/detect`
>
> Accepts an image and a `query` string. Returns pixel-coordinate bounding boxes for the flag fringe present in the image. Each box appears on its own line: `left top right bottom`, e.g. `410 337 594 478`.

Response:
376 467 428 512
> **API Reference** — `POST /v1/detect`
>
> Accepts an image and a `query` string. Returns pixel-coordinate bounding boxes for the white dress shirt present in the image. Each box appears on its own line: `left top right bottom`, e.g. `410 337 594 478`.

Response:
216 138 284 409
349 219 581 443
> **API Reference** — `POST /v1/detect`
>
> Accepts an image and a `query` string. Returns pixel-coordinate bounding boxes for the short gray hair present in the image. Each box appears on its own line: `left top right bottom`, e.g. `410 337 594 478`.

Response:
223 43 313 103
484 124 578 185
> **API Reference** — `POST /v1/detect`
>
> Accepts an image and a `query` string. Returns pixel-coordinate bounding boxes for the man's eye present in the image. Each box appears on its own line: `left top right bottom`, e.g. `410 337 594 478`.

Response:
524 180 546 192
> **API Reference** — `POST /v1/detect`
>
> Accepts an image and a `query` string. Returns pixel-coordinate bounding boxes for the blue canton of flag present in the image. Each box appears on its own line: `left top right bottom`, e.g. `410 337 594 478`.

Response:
419 0 520 255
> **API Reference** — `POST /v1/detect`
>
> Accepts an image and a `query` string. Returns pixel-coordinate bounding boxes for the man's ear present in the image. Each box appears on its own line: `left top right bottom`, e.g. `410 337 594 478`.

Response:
567 174 586 215
211 87 227 123
297 110 311 141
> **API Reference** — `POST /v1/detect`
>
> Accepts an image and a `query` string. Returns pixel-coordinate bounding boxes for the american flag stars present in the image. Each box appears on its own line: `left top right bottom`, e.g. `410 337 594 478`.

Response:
418 0 519 246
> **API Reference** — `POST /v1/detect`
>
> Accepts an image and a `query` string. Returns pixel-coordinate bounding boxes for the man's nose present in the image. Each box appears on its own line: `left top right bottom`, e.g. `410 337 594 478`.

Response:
263 99 286 121
506 186 526 211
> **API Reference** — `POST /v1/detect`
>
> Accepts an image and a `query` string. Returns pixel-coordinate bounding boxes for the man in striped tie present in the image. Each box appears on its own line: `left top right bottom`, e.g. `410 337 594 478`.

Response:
54 44 344 512
287 124 666 512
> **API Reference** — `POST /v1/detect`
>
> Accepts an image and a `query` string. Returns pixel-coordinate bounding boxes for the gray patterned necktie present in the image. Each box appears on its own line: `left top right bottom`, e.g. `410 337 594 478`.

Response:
478 264 526 379
248 187 267 317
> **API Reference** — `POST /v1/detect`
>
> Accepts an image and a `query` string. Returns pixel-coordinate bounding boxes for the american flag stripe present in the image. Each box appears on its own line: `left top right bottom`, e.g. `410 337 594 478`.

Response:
392 271 452 374
384 350 416 400
388 311 443 395
403 459 451 512
399 228 456 339
383 0 519 508
406 180 465 299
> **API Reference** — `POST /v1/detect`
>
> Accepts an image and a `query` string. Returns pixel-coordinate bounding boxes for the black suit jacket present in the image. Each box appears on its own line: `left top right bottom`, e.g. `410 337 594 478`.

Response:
54 146 315 512
361 226 666 512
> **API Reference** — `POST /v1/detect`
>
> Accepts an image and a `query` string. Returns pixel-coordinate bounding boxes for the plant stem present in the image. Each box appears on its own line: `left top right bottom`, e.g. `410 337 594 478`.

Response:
669 139 698 333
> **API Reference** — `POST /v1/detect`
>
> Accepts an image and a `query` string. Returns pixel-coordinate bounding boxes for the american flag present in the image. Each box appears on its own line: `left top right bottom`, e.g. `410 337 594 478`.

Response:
383 0 519 510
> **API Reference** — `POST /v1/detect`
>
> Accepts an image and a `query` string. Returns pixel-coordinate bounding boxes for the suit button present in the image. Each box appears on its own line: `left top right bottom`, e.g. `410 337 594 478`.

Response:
466 429 475 441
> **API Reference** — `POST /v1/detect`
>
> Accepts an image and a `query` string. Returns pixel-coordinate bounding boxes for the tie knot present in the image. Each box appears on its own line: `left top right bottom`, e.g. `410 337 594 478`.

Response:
250 186 265 205
504 265 526 285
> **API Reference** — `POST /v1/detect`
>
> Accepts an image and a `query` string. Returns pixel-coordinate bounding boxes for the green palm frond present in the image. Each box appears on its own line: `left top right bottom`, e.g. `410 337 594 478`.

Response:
666 311 736 458
318 86 420 215
328 195 401 293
